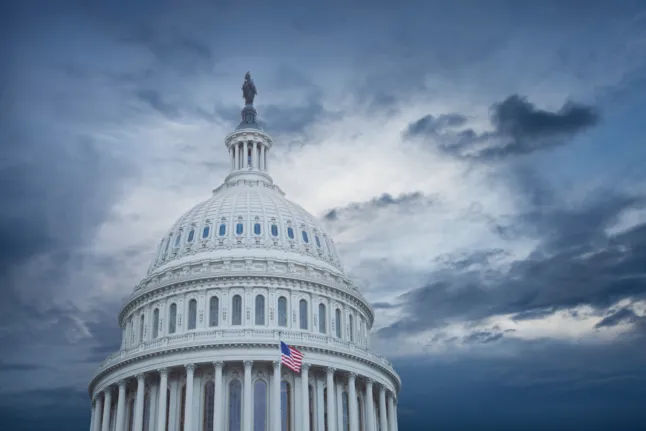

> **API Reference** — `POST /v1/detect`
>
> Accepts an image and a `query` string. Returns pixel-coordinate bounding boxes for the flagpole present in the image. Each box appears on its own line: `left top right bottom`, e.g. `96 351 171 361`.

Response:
277 330 282 431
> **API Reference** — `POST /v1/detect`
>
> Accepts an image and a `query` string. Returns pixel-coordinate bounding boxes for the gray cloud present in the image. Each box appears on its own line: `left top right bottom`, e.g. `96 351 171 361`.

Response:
380 190 646 337
595 308 640 329
405 95 600 160
323 192 432 222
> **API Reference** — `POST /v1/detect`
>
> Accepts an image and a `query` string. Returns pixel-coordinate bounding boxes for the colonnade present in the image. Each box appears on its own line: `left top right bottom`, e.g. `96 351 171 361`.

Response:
229 140 268 173
90 360 399 431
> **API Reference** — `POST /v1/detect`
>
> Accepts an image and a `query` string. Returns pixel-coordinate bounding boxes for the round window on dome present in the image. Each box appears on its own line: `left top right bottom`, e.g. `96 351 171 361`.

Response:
302 231 309 244
202 225 210 239
287 227 294 240
187 229 195 243
271 224 278 237
219 223 226 236
253 223 261 235
236 223 244 236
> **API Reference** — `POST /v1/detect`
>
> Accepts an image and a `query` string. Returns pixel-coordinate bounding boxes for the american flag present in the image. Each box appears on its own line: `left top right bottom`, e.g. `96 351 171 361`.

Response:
280 341 304 373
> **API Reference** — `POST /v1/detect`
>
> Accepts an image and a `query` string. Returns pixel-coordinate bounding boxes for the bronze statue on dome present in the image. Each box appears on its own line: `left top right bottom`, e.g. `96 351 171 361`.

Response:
242 72 257 105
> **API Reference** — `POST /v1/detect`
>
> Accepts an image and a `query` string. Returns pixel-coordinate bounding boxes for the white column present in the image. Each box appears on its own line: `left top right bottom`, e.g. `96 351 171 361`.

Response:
378 387 387 431
251 142 257 169
134 374 145 431
348 373 358 431
115 380 126 431
93 395 103 431
365 380 375 431
301 364 311 431
214 361 224 431
243 141 248 169
326 368 336 431
229 146 234 172
387 393 396 431
102 389 112 431
237 143 242 170
272 361 281 431
184 364 195 431
243 360 253 431
157 369 168 431
260 145 265 171
316 375 325 431
90 399 97 431
263 145 268 172
335 381 343 431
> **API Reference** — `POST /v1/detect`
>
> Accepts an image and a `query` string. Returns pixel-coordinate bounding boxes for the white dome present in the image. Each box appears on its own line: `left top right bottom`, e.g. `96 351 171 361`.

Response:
88 91 400 431
147 180 344 277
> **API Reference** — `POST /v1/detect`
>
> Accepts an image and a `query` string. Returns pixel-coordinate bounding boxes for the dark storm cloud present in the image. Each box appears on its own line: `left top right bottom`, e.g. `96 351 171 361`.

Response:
323 192 432 222
135 89 181 119
397 334 646 431
405 95 600 160
595 308 640 329
379 190 646 336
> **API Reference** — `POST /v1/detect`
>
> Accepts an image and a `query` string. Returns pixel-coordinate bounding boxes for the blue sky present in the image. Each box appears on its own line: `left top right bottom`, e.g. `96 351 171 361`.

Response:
2 0 646 429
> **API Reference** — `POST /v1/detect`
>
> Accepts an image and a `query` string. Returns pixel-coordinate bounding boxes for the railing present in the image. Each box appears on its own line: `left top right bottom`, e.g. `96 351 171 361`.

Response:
97 328 395 375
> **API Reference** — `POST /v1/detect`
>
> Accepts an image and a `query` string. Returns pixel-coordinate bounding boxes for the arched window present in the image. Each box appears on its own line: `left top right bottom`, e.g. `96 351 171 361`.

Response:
152 308 159 339
209 296 219 327
299 299 308 330
187 229 195 243
188 299 197 330
302 230 309 243
271 224 279 237
254 380 268 431
232 295 242 325
236 223 244 236
335 309 342 338
179 385 186 431
202 225 210 239
143 392 151 431
278 296 288 327
139 314 145 343
318 303 326 334
203 380 215 431
165 389 171 431
315 235 321 248
169 304 177 334
281 381 291 431
255 295 265 325
342 392 349 431
127 398 135 431
219 223 226 237
349 315 354 342
253 223 261 235
287 227 294 239
174 231 182 247
229 379 242 431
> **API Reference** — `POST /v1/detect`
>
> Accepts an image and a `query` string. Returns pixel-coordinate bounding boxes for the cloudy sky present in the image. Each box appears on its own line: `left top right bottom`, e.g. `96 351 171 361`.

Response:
2 0 646 429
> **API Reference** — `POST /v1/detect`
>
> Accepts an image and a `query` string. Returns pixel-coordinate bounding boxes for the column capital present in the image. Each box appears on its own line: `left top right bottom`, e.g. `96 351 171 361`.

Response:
118 379 127 388
157 368 169 377
326 366 336 374
379 384 387 394
365 378 374 386
347 372 357 381
302 363 311 371
213 361 224 370
272 360 280 369
185 363 196 373
135 373 145 382
243 360 253 368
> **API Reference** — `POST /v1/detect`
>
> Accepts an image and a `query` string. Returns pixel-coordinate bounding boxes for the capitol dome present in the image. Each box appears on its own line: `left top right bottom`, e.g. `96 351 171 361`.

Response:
88 75 401 431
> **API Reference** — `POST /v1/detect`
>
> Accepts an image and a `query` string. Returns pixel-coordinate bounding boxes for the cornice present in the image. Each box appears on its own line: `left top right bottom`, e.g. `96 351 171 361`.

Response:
89 340 401 396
